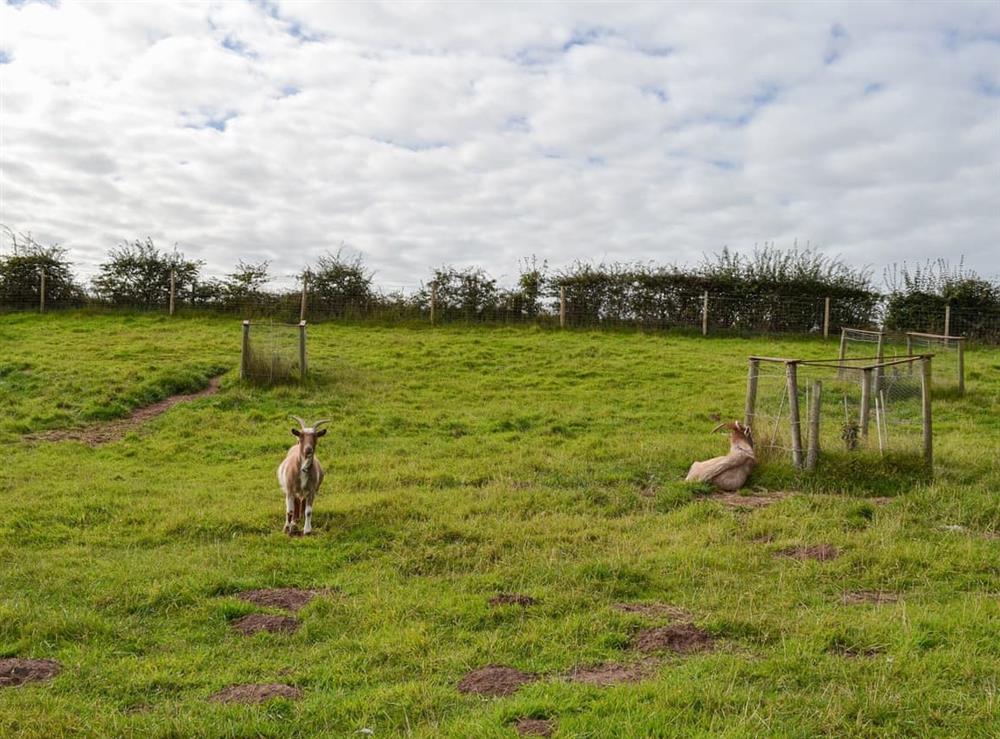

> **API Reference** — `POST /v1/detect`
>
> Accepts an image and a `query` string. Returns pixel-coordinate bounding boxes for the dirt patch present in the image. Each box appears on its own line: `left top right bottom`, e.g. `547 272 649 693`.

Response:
210 683 302 704
514 718 555 736
565 659 657 685
613 602 688 620
777 544 839 561
489 593 537 608
231 614 300 635
840 591 900 605
457 665 537 697
869 497 894 506
25 376 222 445
633 623 714 654
709 491 789 509
0 658 61 688
236 587 332 612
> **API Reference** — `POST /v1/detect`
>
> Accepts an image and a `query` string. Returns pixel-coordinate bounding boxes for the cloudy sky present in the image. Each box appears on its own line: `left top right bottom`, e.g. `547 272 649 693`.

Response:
1 0 998 290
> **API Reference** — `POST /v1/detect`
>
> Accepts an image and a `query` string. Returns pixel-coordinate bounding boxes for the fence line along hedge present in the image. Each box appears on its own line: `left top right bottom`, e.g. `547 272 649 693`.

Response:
3 237 999 341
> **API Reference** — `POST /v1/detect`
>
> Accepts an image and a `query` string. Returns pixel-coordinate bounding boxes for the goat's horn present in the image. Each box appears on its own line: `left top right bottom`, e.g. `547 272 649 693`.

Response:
312 419 331 429
288 414 307 429
711 422 728 433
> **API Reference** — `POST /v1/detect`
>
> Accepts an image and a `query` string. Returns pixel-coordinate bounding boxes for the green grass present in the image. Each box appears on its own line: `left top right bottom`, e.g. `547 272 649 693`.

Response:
1 312 999 737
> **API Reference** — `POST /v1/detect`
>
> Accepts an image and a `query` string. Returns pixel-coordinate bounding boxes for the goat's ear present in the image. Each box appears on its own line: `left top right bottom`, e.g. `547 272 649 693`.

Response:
291 427 301 437
316 429 327 437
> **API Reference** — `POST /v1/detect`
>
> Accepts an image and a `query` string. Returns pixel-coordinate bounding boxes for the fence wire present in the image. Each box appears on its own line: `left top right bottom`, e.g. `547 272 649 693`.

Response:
4 281 1000 343
751 357 926 469
242 322 303 385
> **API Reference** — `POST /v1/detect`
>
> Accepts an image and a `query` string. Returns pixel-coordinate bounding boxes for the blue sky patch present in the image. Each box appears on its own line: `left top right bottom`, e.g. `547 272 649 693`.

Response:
642 86 668 103
222 36 254 58
504 115 531 133
562 26 613 52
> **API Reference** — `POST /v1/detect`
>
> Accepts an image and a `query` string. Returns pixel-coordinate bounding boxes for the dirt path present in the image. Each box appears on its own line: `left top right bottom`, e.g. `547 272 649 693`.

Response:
25 376 222 445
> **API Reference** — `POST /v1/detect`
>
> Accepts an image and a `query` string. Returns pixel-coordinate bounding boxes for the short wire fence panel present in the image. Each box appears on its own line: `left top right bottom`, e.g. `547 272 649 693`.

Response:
750 356 927 469
242 322 303 384
906 333 964 393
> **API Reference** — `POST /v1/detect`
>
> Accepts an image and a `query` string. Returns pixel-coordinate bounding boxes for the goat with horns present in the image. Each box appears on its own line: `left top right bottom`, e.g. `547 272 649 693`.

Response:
685 421 756 491
278 415 329 535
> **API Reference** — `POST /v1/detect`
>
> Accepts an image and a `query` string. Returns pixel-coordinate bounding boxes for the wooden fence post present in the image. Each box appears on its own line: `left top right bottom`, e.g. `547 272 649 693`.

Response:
39 270 46 313
920 355 933 469
806 379 822 471
873 331 885 400
430 282 438 325
823 297 830 339
838 327 848 364
957 338 965 395
299 320 307 380
701 291 709 336
299 273 308 323
745 358 759 430
906 333 914 375
240 321 250 379
169 269 176 316
560 286 566 329
859 367 872 440
786 361 803 468
944 303 951 337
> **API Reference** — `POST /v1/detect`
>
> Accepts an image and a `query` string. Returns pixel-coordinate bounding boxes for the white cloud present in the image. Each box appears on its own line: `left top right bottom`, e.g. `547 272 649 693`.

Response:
1 0 998 290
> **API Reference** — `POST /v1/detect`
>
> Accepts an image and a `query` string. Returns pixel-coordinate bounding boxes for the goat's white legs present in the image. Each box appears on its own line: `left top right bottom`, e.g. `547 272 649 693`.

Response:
303 503 313 535
283 493 295 534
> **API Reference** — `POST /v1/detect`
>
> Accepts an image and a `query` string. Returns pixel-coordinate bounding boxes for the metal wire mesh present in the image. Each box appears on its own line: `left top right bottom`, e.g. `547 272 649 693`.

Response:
906 333 964 392
243 321 303 384
750 356 927 469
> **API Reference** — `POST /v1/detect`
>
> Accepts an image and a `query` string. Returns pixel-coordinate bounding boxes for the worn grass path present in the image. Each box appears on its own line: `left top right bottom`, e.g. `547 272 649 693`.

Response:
1 313 999 737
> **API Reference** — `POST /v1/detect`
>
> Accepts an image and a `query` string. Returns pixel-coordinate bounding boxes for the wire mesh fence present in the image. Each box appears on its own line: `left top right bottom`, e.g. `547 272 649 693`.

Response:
748 355 931 473
4 277 1000 344
240 321 305 385
837 326 965 393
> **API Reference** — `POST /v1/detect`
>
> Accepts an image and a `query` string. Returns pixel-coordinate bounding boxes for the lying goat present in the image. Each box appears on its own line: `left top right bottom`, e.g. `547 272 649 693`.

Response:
685 421 756 491
277 415 329 535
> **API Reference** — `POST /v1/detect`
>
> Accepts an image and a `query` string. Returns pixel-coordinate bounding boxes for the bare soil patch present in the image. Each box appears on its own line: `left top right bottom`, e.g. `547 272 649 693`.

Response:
777 544 839 561
25 376 222 445
0 658 61 688
633 623 714 654
840 591 900 605
236 587 332 612
709 491 789 509
457 665 537 697
565 659 657 685
231 614 300 635
613 602 688 620
514 718 555 736
210 683 302 704
489 593 537 607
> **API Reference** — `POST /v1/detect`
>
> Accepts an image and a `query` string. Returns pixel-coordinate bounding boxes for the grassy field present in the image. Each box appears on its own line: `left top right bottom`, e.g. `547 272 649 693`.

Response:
1 312 999 737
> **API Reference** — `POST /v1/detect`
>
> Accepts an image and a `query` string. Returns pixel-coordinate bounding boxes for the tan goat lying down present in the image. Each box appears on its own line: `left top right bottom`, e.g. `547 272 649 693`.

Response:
685 421 756 491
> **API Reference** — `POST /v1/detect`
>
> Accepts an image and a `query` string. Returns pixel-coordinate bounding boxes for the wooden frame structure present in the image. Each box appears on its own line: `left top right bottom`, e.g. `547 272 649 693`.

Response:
905 332 965 394
240 320 308 382
746 353 933 470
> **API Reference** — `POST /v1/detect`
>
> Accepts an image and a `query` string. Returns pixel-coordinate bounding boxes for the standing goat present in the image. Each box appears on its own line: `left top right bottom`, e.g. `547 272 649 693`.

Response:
685 421 756 491
277 415 329 535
